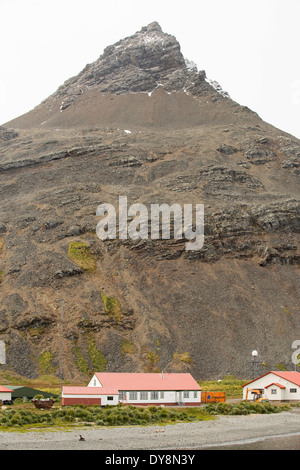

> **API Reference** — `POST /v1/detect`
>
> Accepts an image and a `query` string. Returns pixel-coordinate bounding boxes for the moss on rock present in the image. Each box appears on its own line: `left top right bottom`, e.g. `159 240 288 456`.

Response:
68 241 95 272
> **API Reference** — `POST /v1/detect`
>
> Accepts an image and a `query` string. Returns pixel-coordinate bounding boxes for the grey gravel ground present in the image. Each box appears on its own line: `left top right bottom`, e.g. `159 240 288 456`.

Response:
0 409 299 450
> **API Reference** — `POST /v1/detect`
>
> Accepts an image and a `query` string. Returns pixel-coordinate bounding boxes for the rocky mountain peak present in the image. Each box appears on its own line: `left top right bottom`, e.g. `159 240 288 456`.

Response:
141 21 163 32
52 21 210 100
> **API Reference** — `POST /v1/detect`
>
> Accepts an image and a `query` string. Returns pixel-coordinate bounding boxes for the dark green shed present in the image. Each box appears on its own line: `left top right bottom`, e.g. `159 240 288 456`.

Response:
6 386 58 401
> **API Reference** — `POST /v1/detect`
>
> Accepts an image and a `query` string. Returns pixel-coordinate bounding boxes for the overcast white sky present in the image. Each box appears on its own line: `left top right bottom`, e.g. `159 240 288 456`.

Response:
0 0 299 138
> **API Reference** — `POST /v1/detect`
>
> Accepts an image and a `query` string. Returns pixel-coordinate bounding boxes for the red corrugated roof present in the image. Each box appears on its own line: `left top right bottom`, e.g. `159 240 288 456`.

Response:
265 382 286 389
62 386 118 395
243 371 300 388
271 371 300 386
0 385 13 393
94 372 201 391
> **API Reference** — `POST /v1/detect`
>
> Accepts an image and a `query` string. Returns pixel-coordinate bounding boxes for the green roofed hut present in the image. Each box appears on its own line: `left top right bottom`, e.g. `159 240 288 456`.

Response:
6 386 58 402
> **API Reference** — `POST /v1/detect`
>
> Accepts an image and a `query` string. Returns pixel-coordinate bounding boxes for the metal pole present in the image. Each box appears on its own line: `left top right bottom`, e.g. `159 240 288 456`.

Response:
251 350 258 379
252 357 257 379
56 299 64 397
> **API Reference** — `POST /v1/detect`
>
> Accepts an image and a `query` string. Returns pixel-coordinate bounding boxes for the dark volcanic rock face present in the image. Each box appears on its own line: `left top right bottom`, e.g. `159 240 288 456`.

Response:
0 23 299 381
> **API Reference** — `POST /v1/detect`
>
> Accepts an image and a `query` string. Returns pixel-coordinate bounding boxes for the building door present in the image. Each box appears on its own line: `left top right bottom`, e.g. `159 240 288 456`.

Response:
176 391 182 404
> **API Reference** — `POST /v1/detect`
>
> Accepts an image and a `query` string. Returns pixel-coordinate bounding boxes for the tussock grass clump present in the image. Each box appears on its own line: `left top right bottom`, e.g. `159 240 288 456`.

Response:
7 401 291 430
205 401 289 415
0 403 212 429
173 352 193 364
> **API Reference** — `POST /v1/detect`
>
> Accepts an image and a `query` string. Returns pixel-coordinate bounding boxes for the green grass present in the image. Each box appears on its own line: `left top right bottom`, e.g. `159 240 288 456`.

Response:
0 404 213 431
101 292 123 321
68 241 95 272
198 375 247 398
205 401 293 415
0 238 4 284
72 333 107 376
173 352 193 364
38 352 55 375
1 400 296 432
72 342 91 376
121 339 136 357
86 334 107 371
0 237 4 255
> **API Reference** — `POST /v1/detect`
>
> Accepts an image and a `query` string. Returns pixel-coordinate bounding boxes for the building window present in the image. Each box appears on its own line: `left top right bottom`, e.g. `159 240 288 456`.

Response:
271 389 277 394
160 391 164 399
194 391 198 398
290 388 297 393
183 391 189 398
119 391 126 400
140 391 148 400
107 396 114 401
129 391 137 400
150 391 158 400
94 379 97 386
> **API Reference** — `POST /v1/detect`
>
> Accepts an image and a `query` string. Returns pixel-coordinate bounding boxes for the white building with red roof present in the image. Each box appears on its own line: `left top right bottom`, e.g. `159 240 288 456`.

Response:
0 385 13 403
62 372 201 406
61 386 118 406
243 371 300 402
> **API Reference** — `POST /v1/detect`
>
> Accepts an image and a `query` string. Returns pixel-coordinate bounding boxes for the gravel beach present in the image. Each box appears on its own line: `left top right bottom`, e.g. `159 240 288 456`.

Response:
0 409 299 451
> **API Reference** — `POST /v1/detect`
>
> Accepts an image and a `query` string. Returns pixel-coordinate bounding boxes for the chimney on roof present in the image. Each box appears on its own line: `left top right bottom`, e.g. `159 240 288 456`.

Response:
161 371 164 378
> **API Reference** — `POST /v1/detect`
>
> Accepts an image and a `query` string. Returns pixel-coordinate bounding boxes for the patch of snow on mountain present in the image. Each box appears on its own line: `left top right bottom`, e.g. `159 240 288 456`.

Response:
206 78 230 98
140 33 164 45
185 58 198 73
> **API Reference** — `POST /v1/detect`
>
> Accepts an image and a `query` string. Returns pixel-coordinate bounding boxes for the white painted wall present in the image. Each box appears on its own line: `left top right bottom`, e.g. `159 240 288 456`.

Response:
264 384 285 401
243 373 300 401
88 375 102 387
118 390 201 405
0 392 12 401
100 395 118 406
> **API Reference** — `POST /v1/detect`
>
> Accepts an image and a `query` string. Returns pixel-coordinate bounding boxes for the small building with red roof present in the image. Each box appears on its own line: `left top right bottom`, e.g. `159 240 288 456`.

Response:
62 372 201 406
61 386 119 406
0 385 13 404
242 371 300 402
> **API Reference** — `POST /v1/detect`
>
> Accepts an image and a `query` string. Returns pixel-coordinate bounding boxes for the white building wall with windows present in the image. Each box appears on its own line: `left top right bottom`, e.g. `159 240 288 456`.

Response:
243 372 300 401
264 384 285 401
118 390 200 405
264 383 300 401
